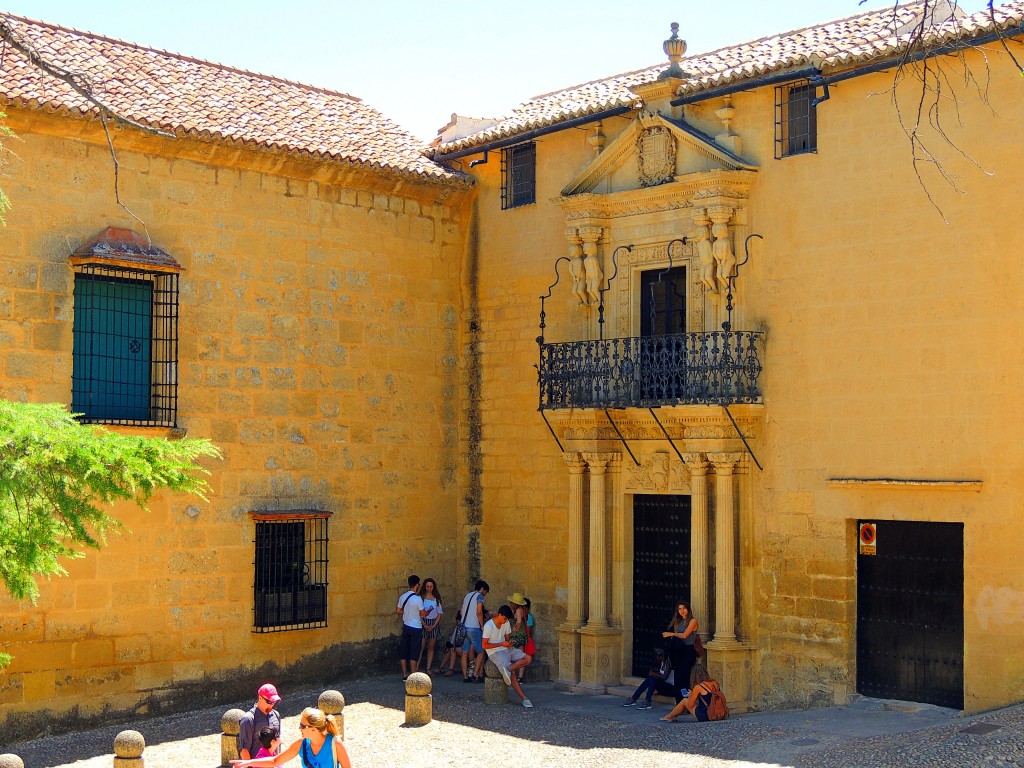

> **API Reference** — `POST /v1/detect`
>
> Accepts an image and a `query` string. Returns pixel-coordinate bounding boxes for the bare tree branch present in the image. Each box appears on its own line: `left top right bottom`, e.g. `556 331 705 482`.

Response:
0 14 174 139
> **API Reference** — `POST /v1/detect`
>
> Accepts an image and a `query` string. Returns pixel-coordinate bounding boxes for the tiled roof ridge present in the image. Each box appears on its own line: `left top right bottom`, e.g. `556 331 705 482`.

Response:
525 1 925 105
0 11 364 104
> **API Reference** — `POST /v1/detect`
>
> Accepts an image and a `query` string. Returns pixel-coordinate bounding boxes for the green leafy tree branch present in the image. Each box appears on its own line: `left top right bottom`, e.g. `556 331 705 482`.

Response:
0 401 221 666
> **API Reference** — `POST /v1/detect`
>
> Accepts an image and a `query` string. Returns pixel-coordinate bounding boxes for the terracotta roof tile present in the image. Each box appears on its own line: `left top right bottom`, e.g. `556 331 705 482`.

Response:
437 1 1024 154
0 13 465 184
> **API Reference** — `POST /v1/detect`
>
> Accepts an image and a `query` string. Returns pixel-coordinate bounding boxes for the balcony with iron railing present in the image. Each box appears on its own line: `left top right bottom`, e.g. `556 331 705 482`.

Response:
538 330 764 410
536 237 765 412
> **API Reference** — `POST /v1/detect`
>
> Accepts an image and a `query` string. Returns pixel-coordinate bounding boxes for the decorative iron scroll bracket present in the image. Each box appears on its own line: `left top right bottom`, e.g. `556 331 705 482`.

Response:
723 233 761 332
598 245 631 340
537 256 570 346
604 409 640 466
647 407 684 463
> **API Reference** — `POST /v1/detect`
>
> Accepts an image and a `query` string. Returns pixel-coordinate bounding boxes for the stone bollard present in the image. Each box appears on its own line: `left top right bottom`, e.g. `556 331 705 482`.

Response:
220 708 245 766
318 689 346 740
113 730 145 768
404 671 432 726
0 754 25 768
483 659 509 705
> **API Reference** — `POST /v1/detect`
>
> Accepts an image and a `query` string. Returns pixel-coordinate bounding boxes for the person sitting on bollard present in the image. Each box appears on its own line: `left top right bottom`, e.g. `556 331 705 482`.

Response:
255 727 279 760
482 604 533 708
622 648 676 710
238 684 283 760
231 707 351 768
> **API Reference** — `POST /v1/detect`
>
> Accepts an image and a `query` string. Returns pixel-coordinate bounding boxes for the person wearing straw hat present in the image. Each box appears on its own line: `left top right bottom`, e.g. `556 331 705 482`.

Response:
507 592 534 680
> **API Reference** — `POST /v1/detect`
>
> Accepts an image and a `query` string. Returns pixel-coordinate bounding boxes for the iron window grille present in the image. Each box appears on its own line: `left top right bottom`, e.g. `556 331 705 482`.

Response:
71 263 179 426
501 141 537 209
252 512 330 633
775 81 818 158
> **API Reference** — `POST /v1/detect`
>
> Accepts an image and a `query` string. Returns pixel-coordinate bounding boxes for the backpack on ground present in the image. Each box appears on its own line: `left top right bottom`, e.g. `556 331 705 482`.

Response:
706 681 729 721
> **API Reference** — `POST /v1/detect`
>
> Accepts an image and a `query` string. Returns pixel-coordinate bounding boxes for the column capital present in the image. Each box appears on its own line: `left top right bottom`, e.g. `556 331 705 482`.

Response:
682 452 709 474
564 452 587 473
564 226 582 244
581 451 612 472
577 225 603 243
708 452 743 473
606 453 622 472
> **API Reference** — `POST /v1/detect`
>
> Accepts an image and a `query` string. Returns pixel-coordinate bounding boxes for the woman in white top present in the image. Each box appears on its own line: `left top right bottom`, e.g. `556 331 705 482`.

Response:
419 577 444 674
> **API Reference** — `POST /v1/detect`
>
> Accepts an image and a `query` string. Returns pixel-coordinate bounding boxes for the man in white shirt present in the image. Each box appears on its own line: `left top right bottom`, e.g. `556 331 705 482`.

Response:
459 579 489 683
482 604 533 708
396 574 427 679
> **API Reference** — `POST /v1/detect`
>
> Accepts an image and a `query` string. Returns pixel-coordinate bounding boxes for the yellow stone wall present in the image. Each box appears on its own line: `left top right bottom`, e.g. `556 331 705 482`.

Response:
462 46 1024 712
0 108 471 728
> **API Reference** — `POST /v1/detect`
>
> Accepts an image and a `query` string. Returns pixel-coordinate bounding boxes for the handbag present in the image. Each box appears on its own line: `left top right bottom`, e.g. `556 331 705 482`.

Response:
694 633 705 657
523 622 537 656
450 592 473 647
509 625 529 648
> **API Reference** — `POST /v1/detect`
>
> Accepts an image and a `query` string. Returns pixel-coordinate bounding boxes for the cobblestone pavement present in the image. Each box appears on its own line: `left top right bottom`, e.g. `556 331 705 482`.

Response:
4 674 1022 768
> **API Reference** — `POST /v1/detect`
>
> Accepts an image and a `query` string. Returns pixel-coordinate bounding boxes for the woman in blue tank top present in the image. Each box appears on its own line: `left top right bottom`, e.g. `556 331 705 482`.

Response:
231 707 350 768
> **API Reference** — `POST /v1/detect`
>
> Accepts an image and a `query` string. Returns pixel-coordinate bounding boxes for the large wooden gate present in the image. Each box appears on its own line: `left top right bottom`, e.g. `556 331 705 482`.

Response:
857 520 964 709
632 494 691 677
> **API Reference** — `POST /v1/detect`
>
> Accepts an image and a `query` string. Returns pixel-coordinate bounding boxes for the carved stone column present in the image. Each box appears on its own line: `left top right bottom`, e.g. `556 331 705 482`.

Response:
683 452 710 637
556 452 588 691
608 454 625 629
582 452 610 629
564 452 588 628
577 452 621 693
708 452 743 646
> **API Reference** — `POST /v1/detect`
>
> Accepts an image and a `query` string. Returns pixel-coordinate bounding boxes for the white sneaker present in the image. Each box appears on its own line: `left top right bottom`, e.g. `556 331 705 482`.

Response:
522 698 533 708
500 666 512 685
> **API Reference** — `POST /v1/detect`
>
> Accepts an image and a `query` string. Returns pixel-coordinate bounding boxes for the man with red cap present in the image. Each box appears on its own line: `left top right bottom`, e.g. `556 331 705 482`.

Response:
238 683 282 760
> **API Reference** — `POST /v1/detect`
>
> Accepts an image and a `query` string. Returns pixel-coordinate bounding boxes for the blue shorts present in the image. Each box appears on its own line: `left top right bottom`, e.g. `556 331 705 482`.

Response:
400 626 422 661
461 627 483 654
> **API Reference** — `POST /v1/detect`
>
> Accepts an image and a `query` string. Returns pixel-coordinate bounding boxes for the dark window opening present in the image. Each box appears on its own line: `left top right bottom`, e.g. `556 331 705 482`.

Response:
72 265 179 426
775 82 818 158
640 266 687 337
501 142 536 209
253 513 329 632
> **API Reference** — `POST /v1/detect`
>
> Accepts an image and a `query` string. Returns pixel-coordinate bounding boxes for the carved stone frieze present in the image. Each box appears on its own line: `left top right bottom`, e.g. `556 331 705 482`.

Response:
669 459 691 490
624 452 670 491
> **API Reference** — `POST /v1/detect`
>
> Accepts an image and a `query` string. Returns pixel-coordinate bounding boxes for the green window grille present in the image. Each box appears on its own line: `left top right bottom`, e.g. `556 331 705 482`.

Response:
71 264 179 426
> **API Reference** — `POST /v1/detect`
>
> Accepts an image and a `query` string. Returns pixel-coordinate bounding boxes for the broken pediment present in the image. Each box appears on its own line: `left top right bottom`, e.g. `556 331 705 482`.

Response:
561 111 757 197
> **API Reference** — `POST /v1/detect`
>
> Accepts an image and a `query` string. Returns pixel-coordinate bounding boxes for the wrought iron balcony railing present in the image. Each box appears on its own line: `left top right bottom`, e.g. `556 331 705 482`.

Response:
538 331 764 411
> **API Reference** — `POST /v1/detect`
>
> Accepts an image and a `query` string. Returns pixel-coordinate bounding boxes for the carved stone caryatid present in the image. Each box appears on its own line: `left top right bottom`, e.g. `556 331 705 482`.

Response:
691 209 716 297
637 124 677 187
564 452 588 628
578 226 604 306
709 208 736 296
707 452 743 645
565 228 587 306
582 452 612 628
682 453 710 639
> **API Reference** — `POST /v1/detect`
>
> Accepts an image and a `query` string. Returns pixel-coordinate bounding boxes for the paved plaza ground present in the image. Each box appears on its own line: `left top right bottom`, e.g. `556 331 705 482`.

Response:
5 673 1023 768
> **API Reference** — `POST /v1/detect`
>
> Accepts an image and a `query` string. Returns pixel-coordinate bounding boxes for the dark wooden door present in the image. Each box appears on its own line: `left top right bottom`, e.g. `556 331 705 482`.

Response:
857 520 964 709
632 494 691 677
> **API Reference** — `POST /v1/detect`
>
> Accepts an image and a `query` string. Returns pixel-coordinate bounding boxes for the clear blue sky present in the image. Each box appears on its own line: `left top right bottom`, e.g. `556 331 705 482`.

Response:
0 1 989 141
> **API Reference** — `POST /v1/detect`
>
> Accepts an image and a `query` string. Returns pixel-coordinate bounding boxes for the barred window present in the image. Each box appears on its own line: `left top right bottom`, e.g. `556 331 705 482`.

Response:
252 512 329 632
775 82 818 158
71 228 181 427
501 141 536 209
